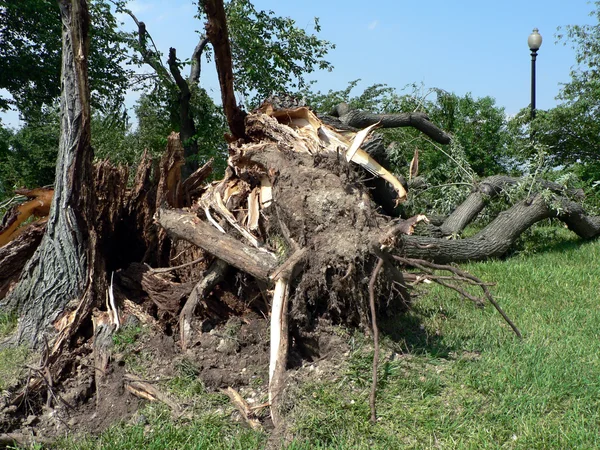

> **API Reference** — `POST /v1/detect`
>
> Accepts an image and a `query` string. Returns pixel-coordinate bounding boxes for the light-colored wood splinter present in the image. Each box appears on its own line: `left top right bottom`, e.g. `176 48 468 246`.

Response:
268 277 290 426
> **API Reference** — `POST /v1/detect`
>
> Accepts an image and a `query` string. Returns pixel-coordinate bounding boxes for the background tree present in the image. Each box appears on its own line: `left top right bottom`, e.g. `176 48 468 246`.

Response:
0 0 130 116
0 108 60 191
506 1 600 186
114 0 334 175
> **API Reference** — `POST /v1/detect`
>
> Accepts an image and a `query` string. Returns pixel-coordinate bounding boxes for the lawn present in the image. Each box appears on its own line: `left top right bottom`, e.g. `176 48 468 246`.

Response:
18 226 600 449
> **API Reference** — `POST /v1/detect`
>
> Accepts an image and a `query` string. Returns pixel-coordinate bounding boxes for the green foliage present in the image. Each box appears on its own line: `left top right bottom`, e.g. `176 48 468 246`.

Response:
131 91 173 159
507 1 600 187
430 91 510 177
302 79 398 114
0 0 130 116
92 109 138 165
0 107 59 193
189 87 229 176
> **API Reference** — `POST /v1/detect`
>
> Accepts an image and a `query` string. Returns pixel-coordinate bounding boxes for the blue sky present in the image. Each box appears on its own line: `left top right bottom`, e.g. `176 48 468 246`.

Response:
1 0 596 127
116 0 595 115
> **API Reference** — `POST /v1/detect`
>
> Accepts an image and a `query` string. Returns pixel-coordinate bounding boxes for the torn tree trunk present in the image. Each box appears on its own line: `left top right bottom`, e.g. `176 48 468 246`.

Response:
203 0 246 140
156 208 278 281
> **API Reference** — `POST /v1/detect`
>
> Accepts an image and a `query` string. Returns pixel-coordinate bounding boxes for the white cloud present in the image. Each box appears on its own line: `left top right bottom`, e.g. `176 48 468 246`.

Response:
368 20 379 30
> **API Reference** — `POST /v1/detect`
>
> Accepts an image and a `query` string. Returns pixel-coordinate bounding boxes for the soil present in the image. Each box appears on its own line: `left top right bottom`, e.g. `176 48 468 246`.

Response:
0 300 352 444
0 110 411 444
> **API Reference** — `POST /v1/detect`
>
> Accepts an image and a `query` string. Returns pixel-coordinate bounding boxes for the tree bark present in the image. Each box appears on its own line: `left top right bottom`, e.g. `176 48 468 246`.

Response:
203 0 246 140
2 0 94 348
402 193 600 263
439 175 585 237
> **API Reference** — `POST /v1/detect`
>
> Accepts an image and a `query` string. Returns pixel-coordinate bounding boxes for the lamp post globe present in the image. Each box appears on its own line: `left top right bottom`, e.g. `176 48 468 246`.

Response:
528 28 543 51
528 28 542 120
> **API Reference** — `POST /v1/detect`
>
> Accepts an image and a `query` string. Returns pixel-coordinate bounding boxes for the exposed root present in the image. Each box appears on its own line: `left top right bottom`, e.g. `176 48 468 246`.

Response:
179 259 229 350
392 255 522 338
368 257 384 423
221 387 264 431
124 374 182 416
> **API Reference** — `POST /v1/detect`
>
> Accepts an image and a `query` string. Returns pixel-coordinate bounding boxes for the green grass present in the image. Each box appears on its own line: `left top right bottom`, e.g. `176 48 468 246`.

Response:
49 225 600 449
112 324 143 351
57 404 265 450
0 310 18 337
0 345 29 391
0 311 29 391
285 226 600 448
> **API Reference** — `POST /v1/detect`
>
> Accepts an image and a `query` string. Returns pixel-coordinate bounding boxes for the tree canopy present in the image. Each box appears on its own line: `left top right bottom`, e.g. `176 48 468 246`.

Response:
0 0 130 116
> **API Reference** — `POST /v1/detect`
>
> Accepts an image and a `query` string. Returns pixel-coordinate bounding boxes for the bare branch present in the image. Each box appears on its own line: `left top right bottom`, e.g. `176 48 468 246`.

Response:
393 255 522 338
203 0 247 139
369 257 384 424
189 36 210 85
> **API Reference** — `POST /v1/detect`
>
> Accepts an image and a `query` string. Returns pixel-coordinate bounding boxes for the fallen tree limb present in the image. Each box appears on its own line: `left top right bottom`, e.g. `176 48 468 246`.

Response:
155 208 278 281
439 175 586 237
402 194 600 264
339 109 452 145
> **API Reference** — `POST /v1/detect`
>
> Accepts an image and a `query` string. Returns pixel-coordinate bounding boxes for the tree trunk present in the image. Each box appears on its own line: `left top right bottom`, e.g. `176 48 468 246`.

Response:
2 0 93 348
439 175 585 237
168 47 199 178
402 193 600 263
203 0 246 140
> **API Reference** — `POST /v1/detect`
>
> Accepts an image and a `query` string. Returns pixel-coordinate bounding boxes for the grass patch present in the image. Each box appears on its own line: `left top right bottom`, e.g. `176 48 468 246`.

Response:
0 311 18 337
113 324 143 351
47 226 600 448
0 345 29 391
56 404 266 450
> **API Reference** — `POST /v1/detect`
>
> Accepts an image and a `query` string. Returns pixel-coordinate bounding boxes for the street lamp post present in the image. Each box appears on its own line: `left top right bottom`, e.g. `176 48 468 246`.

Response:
528 28 543 120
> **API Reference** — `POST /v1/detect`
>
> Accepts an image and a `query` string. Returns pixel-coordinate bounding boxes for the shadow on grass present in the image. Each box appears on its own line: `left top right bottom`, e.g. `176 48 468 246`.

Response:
379 304 456 359
506 226 589 258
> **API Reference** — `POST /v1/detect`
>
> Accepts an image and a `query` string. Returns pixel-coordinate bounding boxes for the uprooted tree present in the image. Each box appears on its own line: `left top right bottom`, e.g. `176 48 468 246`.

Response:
2 0 600 442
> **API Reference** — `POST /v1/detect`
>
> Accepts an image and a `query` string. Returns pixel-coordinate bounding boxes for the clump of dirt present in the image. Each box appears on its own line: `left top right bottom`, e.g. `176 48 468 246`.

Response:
251 149 408 332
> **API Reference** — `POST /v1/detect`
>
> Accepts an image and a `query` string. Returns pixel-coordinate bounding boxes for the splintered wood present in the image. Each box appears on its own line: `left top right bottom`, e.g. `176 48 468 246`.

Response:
158 105 412 426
